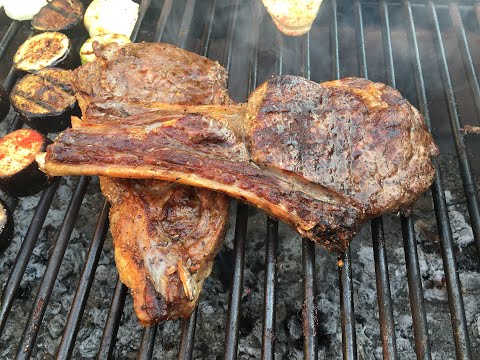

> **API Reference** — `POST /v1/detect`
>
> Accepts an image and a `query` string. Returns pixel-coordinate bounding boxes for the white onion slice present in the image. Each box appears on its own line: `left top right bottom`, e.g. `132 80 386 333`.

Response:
4 0 47 21
84 0 139 38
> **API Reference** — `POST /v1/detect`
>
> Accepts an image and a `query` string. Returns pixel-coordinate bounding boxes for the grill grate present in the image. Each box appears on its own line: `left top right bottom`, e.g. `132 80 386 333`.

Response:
0 0 480 359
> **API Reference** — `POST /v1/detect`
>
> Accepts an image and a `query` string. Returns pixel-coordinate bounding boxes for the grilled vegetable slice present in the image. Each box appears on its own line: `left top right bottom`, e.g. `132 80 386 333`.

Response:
0 197 14 252
0 129 50 197
0 85 9 122
4 0 47 21
84 0 139 38
13 32 72 73
32 0 84 33
10 68 78 133
80 33 131 64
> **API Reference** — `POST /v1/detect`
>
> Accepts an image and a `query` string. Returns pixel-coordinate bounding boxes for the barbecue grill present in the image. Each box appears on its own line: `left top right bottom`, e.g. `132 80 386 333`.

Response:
1 0 480 359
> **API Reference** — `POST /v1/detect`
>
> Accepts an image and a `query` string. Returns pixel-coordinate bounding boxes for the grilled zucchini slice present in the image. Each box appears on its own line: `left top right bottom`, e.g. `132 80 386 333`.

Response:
80 33 131 64
13 32 72 73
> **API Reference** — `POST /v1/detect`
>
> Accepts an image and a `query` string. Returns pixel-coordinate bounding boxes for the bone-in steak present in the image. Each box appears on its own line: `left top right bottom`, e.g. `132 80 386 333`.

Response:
44 75 438 252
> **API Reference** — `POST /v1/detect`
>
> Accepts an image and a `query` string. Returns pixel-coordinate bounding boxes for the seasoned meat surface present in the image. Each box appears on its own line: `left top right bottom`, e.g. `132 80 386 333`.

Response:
102 179 228 324
72 42 230 325
45 76 439 252
73 42 230 113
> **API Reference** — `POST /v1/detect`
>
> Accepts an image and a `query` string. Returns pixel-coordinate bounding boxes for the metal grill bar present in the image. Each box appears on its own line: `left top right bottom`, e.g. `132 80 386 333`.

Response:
339 249 357 360
302 239 318 360
96 277 128 360
137 325 158 360
401 3 444 359
222 0 240 78
14 176 91 360
261 218 278 360
3 67 18 94
224 203 248 360
331 1 357 359
0 20 21 60
200 0 216 56
177 0 196 49
178 307 198 359
427 3 474 359
223 0 252 357
154 0 173 42
400 216 432 360
429 2 480 255
131 0 152 42
355 4 398 357
299 32 319 360
371 218 398 360
55 201 110 359
372 3 398 359
449 5 480 122
175 2 204 357
0 179 59 336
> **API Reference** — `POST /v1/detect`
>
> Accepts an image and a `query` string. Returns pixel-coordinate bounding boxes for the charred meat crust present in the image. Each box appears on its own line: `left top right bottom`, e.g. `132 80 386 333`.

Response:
46 75 438 252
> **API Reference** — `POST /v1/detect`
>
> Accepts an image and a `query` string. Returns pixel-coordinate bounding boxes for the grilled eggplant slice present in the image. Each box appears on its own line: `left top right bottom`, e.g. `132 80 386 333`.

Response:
0 85 9 122
32 0 84 34
0 197 14 252
13 32 73 73
10 68 79 133
0 129 50 197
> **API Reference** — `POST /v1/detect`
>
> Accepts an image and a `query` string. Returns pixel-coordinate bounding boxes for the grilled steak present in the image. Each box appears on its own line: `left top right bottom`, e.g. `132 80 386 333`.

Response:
43 75 439 252
73 42 230 113
71 42 230 325
102 179 228 325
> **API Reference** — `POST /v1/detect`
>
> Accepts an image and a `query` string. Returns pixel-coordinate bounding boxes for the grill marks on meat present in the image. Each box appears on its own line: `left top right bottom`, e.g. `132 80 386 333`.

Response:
69 42 231 325
45 76 438 251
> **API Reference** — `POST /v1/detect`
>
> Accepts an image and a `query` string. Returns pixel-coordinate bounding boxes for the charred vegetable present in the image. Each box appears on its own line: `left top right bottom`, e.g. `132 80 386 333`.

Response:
0 85 9 122
4 0 47 21
0 129 50 197
13 32 72 73
80 33 131 64
32 0 84 34
10 68 78 133
0 197 14 252
84 0 139 38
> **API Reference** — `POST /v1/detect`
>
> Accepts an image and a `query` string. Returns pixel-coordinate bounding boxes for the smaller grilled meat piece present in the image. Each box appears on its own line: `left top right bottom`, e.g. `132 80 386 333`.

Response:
71 41 231 325
102 179 228 325
43 76 439 252
74 42 230 113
